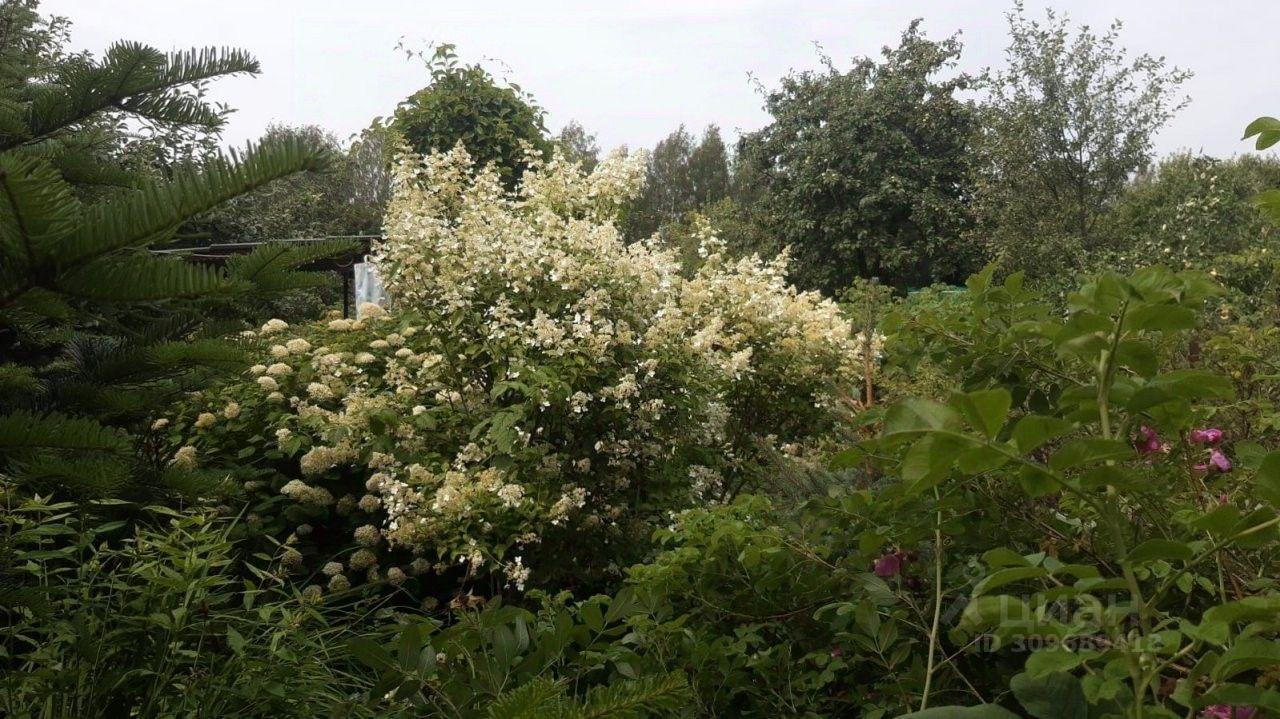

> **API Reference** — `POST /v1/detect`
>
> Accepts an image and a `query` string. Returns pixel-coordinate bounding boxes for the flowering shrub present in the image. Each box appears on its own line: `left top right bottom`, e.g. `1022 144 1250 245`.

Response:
876 266 1280 718
170 144 858 594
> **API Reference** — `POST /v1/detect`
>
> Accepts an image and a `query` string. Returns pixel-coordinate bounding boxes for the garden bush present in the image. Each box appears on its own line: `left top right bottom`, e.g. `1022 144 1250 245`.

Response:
169 144 860 598
0 493 382 718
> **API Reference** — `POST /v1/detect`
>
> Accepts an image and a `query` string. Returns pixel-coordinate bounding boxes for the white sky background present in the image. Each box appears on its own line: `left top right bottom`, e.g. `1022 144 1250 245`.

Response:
46 0 1280 158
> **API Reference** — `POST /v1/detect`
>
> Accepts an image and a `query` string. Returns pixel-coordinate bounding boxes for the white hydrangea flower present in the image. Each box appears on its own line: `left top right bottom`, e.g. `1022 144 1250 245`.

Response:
266 362 293 377
169 445 198 470
260 318 289 335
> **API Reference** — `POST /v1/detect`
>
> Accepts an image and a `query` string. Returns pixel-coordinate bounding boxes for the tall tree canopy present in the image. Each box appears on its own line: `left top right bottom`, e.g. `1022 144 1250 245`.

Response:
0 2 348 500
392 43 550 186
739 20 980 294
972 1 1192 277
555 120 600 173
626 124 732 240
187 123 383 241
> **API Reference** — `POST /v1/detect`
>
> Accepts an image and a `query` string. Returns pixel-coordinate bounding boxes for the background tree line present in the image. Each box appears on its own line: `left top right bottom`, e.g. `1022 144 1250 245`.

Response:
135 0 1280 309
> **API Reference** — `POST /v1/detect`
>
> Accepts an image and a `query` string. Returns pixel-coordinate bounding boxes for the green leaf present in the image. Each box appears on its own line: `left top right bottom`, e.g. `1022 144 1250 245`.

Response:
952 389 1011 439
957 445 1011 474
1199 683 1280 713
901 433 969 491
959 595 1030 632
1204 596 1280 625
346 636 394 671
1187 505 1242 534
1125 304 1197 333
1025 648 1087 677
1244 115 1280 150
882 399 963 441
1126 539 1194 564
829 446 867 470
1255 451 1280 507
1146 370 1234 401
1049 439 1132 470
1011 415 1074 454
1010 672 1087 719
1017 464 1060 497
1212 637 1280 682
226 626 246 654
1256 189 1280 224
973 566 1049 597
981 547 1034 568
1114 339 1158 377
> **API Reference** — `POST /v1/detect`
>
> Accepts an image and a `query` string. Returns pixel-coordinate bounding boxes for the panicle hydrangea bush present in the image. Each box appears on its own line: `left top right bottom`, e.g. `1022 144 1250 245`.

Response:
171 144 863 593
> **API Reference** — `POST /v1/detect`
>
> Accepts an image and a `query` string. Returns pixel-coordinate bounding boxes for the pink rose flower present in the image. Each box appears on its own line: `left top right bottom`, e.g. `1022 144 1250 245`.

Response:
1135 426 1164 454
1189 428 1224 445
1200 705 1256 719
873 553 902 578
1208 449 1233 474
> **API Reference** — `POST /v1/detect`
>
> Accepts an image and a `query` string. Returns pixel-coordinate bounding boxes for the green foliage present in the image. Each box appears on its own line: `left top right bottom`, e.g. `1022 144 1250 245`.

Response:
739 20 981 293
392 43 550 187
1098 153 1280 311
1245 115 1280 225
876 266 1280 717
0 495 382 718
625 124 732 241
186 123 383 241
974 2 1192 279
554 120 601 173
0 6 350 501
348 591 689 718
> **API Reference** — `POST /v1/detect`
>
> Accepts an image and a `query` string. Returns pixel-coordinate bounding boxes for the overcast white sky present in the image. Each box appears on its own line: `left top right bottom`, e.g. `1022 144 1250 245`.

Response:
45 1 1280 158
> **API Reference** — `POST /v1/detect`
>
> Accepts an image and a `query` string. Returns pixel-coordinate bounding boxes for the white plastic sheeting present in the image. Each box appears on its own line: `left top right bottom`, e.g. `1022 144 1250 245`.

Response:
353 256 388 318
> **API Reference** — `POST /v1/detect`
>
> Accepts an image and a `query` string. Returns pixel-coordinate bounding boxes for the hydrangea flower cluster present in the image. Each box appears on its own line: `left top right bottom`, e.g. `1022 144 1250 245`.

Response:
178 144 860 592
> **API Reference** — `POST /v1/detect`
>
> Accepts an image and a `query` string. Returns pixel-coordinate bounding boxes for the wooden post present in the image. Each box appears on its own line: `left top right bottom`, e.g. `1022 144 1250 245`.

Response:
342 269 350 318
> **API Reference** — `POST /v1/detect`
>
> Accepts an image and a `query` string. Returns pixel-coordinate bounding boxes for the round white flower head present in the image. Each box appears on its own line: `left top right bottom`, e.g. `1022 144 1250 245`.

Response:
354 524 381 547
169 445 198 470
349 549 378 571
285 338 312 354
327 574 351 592
358 302 387 318
280 547 303 572
260 318 289 335
266 362 292 377
386 566 407 587
150 418 169 430
194 412 217 429
256 376 279 392
322 561 344 576
223 402 241 420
